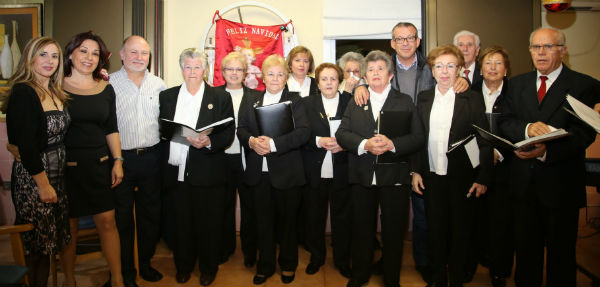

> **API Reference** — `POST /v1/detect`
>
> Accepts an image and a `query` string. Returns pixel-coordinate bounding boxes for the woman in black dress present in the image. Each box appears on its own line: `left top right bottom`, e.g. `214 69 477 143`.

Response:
59 31 124 287
1 36 71 287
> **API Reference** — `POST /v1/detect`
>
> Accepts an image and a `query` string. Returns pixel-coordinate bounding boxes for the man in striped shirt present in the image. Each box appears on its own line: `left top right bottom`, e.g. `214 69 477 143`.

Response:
110 35 166 287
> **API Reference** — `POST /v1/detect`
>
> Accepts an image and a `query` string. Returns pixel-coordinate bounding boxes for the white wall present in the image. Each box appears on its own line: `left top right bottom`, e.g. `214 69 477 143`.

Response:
163 0 323 87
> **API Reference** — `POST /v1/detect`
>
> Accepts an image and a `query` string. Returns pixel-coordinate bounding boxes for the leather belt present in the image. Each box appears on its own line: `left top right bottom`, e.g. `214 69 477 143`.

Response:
123 144 158 156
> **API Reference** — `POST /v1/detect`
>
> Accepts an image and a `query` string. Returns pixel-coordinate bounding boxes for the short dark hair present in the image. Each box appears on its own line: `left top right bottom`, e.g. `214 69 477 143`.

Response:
63 31 111 80
314 63 343 85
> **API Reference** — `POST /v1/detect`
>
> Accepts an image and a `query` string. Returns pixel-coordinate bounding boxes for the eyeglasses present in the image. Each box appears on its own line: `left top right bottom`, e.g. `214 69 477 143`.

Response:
392 35 418 43
433 63 458 70
224 67 245 73
265 72 286 79
529 44 564 52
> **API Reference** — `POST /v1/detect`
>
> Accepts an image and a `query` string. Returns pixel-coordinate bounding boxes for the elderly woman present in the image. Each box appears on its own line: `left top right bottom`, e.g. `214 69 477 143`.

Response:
159 48 234 286
301 63 352 277
216 51 262 266
237 54 309 285
338 51 366 93
411 44 492 287
286 45 319 97
1 36 71 287
470 46 513 287
336 50 425 287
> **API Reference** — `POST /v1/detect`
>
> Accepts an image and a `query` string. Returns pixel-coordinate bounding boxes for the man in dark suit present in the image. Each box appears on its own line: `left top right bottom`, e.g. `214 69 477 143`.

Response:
454 30 483 86
499 27 600 287
337 50 425 287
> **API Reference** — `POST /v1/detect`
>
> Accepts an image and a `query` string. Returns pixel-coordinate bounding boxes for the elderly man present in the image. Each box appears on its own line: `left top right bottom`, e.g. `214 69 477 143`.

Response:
454 30 482 85
110 35 167 287
353 22 469 285
499 27 600 287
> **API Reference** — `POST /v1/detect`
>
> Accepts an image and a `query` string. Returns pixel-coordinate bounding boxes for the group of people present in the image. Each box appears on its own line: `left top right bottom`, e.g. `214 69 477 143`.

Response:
2 20 599 287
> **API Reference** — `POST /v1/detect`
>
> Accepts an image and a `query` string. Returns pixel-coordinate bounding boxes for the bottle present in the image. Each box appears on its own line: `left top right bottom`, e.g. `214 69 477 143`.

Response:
11 21 20 71
1 34 13 79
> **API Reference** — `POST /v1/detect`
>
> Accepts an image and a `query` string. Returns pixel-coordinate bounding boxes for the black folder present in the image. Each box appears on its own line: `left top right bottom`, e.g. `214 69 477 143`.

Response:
254 101 295 138
376 111 412 164
472 124 568 151
160 117 233 146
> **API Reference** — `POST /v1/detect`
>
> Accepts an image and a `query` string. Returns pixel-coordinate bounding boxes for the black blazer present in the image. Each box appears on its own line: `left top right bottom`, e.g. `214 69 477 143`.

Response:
5 83 50 175
216 85 262 151
469 62 483 87
499 66 600 208
159 83 235 187
336 88 425 187
472 78 511 184
237 87 310 189
302 91 352 187
413 88 493 186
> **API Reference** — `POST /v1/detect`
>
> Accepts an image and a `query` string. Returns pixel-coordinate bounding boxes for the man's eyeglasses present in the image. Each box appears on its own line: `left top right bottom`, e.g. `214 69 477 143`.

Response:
392 35 418 44
529 44 564 52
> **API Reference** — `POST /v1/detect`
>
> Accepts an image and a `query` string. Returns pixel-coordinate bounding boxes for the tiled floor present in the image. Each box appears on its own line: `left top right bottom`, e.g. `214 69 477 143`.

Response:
1 230 597 287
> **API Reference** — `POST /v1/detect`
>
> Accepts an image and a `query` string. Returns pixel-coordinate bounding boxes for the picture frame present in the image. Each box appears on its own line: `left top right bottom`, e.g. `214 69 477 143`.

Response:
0 4 42 87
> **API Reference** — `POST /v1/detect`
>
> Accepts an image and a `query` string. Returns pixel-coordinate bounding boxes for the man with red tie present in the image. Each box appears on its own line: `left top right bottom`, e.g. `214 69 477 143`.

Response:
454 30 482 86
499 27 600 287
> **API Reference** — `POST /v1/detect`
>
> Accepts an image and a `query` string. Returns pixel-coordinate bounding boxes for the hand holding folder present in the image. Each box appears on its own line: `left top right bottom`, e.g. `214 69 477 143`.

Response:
254 101 295 138
375 111 412 164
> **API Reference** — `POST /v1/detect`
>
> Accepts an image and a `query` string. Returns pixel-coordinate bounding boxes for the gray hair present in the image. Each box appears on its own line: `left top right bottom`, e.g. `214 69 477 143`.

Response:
338 52 366 77
364 50 394 75
391 22 419 38
529 27 566 46
179 48 208 70
453 30 480 47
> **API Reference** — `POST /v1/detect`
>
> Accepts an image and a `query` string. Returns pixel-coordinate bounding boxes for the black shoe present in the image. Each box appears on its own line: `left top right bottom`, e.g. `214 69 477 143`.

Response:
416 265 433 284
102 280 111 287
253 274 270 285
463 270 475 283
200 273 216 286
140 266 163 282
305 262 321 275
281 272 295 284
346 278 367 287
426 283 448 287
491 275 507 287
176 272 191 284
371 258 383 275
244 256 256 268
335 264 352 279
124 279 139 287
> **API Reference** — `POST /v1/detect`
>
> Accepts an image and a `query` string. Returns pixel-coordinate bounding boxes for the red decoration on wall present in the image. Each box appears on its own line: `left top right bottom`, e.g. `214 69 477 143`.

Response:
213 17 285 91
542 0 572 12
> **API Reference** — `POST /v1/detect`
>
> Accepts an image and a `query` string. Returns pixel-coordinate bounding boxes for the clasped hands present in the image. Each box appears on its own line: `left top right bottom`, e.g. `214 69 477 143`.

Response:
318 137 344 153
365 134 394 155
187 134 211 149
250 136 273 156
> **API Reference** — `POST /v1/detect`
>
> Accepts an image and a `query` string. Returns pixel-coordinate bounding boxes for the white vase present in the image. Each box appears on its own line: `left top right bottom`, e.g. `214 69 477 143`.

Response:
10 21 20 72
0 34 12 79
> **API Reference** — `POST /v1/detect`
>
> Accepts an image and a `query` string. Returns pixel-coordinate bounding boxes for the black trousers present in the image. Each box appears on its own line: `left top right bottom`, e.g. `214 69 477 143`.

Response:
513 194 579 287
351 184 410 286
221 153 242 260
305 178 352 267
423 172 476 286
487 181 514 278
252 173 300 275
114 147 161 281
171 181 225 275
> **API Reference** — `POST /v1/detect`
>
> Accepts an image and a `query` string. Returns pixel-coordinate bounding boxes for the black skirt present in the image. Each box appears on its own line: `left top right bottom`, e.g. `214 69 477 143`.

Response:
65 145 115 218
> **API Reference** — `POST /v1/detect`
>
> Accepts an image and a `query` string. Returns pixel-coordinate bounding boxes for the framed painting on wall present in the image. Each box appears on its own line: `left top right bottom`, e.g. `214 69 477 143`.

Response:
0 4 42 87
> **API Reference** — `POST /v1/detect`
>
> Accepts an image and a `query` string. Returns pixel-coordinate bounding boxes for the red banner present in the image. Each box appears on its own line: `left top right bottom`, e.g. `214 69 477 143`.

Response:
214 18 285 91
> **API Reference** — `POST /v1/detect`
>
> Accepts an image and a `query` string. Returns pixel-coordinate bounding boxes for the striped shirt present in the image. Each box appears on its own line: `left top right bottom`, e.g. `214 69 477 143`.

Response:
110 67 167 150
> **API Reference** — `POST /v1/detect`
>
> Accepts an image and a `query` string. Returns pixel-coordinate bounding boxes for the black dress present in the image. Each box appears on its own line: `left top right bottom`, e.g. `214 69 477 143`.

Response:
7 83 71 255
63 80 119 217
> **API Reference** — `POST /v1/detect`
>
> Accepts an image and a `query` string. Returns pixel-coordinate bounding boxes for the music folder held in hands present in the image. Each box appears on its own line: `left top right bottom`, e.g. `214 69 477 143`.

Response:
564 94 600 133
376 111 411 164
472 124 568 151
254 101 295 138
160 117 233 146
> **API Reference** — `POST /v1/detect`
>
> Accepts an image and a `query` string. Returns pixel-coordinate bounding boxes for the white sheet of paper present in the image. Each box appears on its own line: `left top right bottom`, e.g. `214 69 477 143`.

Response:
567 95 600 133
464 137 480 168
329 120 342 137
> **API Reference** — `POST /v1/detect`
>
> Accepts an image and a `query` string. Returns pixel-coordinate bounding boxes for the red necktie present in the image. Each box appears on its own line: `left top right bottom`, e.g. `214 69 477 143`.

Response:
538 76 548 102
464 69 470 80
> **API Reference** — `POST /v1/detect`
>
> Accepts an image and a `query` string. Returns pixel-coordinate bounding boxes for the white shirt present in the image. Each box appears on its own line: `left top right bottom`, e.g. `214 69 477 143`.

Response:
463 62 476 83
428 86 456 175
358 84 393 185
110 67 166 150
316 93 340 178
482 80 503 114
287 76 311 98
168 82 205 181
258 90 282 171
225 87 244 154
